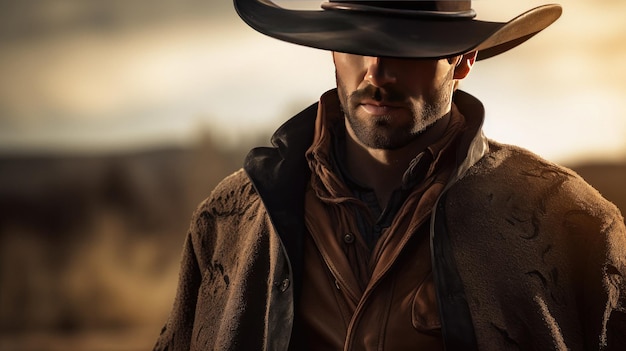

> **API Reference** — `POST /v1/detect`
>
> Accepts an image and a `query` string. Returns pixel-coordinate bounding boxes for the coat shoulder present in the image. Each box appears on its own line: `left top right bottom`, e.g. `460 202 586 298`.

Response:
463 140 575 182
187 169 261 255
195 168 259 221
447 141 626 350
457 140 622 220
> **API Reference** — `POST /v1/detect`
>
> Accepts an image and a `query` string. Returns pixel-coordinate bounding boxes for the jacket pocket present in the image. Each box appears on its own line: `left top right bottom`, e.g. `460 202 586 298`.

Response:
411 271 441 333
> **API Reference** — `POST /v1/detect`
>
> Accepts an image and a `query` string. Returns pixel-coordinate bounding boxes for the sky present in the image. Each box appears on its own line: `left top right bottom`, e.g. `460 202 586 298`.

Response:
0 0 624 165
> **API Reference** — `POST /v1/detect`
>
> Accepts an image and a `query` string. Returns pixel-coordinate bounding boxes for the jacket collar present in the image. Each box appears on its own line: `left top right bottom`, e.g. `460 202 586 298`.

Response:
243 88 488 299
244 102 317 299
448 89 489 188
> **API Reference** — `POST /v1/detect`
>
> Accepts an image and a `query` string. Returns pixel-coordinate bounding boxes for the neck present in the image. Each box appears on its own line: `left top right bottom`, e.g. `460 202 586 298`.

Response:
344 113 451 208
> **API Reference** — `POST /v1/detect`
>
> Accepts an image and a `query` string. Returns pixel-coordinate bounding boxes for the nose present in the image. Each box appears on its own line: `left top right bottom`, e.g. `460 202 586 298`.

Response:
364 56 397 87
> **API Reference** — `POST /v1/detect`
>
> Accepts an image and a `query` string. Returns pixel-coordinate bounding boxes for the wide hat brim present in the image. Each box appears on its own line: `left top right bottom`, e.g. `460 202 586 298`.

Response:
234 0 562 60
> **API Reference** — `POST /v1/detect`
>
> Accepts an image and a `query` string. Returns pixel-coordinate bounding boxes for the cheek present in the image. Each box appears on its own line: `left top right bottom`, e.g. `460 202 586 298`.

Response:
432 60 456 89
403 60 451 91
336 75 349 111
333 54 364 89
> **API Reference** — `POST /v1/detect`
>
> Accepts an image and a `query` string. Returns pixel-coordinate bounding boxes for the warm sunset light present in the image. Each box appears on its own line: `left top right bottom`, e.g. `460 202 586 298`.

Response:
0 1 624 350
0 0 624 163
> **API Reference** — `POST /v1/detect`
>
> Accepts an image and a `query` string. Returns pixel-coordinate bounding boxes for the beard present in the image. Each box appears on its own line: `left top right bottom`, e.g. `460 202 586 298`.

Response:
336 72 453 150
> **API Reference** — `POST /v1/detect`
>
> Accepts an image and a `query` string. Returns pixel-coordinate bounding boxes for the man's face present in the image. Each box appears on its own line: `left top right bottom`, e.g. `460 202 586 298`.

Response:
333 52 458 150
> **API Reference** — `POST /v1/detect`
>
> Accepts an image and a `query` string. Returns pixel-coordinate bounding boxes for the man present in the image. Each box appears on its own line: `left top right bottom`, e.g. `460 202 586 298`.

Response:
155 0 626 350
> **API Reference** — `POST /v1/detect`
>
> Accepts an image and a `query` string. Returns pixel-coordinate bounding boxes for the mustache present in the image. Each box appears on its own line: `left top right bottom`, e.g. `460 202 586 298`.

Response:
348 84 409 106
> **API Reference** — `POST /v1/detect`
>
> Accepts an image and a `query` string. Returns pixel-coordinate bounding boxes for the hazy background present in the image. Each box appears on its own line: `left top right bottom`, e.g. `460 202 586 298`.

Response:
0 0 624 350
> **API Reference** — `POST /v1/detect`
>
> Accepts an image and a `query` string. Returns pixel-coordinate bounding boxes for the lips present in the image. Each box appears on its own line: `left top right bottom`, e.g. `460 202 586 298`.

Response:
359 99 404 116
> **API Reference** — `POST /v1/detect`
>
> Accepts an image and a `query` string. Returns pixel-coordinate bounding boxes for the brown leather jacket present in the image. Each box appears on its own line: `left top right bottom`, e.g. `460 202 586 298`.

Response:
154 90 626 350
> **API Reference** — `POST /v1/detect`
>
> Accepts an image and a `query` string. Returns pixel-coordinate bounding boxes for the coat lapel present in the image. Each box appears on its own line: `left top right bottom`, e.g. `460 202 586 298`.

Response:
243 102 318 299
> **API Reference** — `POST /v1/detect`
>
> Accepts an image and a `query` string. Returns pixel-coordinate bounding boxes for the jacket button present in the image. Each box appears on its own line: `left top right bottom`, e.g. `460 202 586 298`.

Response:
343 233 355 244
279 278 290 292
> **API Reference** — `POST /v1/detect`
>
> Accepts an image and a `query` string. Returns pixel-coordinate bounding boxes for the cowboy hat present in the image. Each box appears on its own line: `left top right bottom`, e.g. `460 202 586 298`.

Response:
234 0 562 60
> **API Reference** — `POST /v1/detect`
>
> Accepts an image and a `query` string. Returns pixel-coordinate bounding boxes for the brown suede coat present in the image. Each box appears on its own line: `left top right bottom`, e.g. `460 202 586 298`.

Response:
154 92 626 350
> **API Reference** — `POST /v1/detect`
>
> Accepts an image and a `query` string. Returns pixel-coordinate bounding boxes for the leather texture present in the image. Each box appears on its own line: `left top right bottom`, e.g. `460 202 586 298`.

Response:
154 90 626 350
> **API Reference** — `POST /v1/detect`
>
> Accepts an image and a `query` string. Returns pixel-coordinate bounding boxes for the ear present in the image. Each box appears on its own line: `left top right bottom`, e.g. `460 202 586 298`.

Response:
453 51 478 80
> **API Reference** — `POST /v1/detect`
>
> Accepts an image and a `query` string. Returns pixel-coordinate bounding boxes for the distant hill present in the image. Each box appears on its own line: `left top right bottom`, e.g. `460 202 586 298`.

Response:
0 140 248 350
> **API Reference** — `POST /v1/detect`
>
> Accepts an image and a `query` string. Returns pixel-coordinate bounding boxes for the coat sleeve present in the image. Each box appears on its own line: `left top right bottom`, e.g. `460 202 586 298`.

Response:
603 215 626 350
153 230 202 351
563 176 626 350
445 143 626 350
152 169 252 350
557 173 626 350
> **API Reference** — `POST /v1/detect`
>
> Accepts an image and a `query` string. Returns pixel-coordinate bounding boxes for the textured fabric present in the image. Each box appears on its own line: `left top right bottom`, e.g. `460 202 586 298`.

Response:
154 90 626 350
153 172 294 351
444 141 626 351
299 91 466 349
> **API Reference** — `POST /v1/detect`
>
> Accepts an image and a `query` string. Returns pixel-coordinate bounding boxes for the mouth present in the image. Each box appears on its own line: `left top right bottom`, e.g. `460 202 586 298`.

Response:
358 99 405 116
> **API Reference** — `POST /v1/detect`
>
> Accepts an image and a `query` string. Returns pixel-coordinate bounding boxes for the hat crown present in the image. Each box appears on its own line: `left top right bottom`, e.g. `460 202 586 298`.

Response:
329 0 471 12
322 0 475 19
